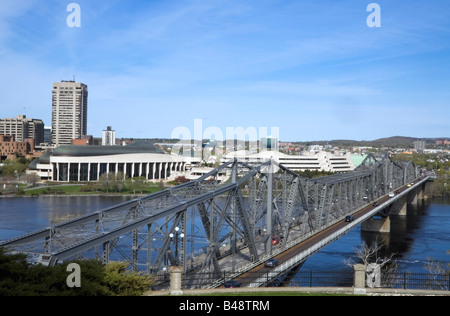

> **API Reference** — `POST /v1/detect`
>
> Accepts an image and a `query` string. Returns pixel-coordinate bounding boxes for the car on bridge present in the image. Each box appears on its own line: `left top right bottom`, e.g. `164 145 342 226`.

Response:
272 236 281 245
389 192 395 198
345 215 355 222
264 259 279 268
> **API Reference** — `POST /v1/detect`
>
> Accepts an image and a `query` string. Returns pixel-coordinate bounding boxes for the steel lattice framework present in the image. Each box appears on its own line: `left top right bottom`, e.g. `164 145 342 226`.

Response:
0 154 419 278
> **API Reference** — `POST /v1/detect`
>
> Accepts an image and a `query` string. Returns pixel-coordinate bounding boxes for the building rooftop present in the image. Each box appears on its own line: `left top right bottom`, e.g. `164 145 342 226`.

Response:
28 141 165 170
52 141 164 157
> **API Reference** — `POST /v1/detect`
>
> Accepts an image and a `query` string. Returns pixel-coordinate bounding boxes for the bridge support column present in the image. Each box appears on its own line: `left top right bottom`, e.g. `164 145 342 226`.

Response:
361 217 390 233
170 266 184 296
266 160 274 255
354 264 367 294
389 196 407 216
409 186 424 205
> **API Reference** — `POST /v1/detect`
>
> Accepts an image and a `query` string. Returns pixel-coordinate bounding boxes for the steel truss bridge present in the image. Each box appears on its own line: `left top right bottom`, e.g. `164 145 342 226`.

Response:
0 154 433 288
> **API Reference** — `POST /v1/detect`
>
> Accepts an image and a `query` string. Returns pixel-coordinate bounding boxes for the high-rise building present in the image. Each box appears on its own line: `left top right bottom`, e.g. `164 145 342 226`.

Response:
102 126 116 146
0 115 44 145
413 140 425 153
260 137 279 151
52 80 88 146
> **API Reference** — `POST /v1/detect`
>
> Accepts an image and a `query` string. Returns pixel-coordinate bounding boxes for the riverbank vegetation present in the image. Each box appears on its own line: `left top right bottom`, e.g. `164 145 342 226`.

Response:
8 175 165 197
392 153 450 197
0 157 31 178
0 248 154 296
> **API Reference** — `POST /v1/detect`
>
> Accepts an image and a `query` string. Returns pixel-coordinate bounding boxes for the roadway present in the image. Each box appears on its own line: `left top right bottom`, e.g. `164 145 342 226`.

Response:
228 176 428 287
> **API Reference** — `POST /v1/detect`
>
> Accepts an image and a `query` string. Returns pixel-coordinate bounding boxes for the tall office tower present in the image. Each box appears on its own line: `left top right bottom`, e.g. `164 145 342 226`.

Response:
52 80 88 146
102 126 116 146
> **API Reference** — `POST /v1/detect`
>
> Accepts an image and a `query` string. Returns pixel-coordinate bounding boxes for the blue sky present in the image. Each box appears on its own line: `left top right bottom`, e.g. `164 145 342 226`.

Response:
1 0 449 142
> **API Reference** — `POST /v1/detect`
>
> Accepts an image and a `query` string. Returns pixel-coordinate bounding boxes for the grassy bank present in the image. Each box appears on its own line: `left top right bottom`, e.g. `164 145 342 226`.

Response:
18 183 164 197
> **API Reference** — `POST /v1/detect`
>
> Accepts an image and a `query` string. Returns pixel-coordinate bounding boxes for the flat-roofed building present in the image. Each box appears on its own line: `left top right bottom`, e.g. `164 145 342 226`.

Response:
222 150 355 172
28 141 200 182
0 115 44 145
0 135 35 160
102 126 116 146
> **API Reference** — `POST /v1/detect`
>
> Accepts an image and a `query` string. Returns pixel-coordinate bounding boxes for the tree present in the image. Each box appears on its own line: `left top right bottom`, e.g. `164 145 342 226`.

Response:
98 173 113 193
114 171 126 192
23 172 40 187
98 172 127 193
103 261 154 296
173 176 190 185
127 177 146 194
0 248 155 296
346 238 398 288
424 250 450 290
0 158 29 177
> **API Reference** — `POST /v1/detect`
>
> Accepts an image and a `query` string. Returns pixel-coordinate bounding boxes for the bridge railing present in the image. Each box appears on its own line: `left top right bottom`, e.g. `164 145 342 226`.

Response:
152 270 450 291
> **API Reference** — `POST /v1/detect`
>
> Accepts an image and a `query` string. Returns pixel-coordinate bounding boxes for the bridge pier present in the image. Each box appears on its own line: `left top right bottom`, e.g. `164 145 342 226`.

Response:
389 196 407 216
361 216 391 233
408 185 425 205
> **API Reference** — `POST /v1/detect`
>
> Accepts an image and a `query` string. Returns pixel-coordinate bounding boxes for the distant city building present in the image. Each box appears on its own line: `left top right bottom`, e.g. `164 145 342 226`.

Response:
414 140 425 153
436 139 450 146
222 150 355 172
44 127 52 144
71 135 94 146
52 80 88 146
260 137 279 151
102 126 116 146
0 135 35 161
0 115 44 146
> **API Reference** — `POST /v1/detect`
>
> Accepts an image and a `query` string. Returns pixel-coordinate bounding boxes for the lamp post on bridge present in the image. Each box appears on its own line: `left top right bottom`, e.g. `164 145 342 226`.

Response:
169 226 185 266
168 226 185 296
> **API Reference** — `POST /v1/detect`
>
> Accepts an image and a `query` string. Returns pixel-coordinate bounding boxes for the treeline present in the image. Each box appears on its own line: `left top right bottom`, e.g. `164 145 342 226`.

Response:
0 248 153 296
79 172 164 194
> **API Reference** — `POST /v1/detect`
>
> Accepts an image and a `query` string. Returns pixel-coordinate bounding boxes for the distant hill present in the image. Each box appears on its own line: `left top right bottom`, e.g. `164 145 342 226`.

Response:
364 136 420 148
293 136 448 148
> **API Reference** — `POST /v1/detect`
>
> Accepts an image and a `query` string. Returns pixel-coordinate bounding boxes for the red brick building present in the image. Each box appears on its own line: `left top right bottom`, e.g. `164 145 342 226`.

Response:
436 139 450 146
71 135 94 146
0 135 35 160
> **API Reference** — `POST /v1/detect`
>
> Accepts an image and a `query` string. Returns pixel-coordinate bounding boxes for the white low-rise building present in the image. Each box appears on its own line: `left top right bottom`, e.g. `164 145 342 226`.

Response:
221 150 355 172
185 167 228 182
28 141 200 182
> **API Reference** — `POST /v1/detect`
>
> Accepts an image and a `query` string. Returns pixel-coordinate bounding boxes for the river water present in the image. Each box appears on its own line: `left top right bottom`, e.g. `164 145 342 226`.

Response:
0 195 449 274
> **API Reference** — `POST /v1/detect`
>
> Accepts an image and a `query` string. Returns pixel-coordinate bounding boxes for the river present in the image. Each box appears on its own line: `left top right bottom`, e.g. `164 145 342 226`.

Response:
0 195 449 274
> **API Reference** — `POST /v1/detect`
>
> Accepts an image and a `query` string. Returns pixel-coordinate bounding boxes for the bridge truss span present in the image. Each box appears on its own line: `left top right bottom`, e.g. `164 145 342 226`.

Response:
0 153 425 287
